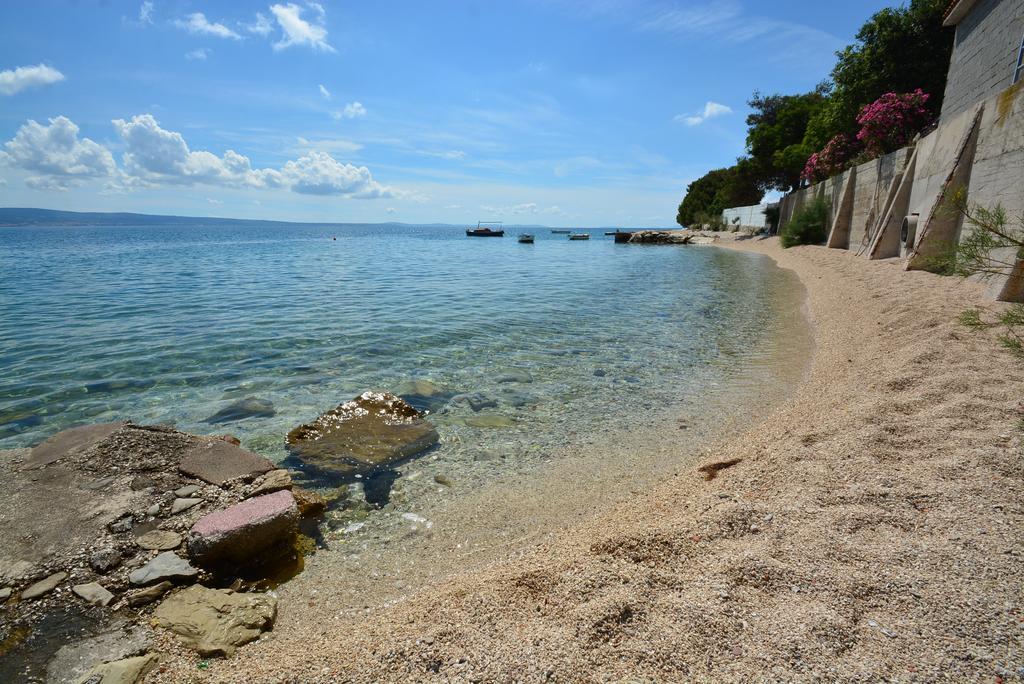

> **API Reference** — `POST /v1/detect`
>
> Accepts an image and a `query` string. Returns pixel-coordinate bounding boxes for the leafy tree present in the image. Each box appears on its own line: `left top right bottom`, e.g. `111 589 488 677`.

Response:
804 0 953 151
675 165 761 228
745 90 828 193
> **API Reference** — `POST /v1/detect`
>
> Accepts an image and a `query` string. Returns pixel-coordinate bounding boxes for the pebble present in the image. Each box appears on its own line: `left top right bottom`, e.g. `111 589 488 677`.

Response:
170 497 202 514
175 484 200 497
90 548 123 574
72 581 114 606
135 530 183 551
22 571 68 599
0 587 11 600
146 504 161 516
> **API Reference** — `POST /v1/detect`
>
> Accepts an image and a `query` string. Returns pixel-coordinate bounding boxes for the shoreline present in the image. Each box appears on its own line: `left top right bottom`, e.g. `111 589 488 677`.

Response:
151 236 1023 681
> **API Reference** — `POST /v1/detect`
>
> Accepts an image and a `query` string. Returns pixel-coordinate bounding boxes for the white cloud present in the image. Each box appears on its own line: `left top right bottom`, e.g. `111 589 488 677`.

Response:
281 150 390 198
139 1 154 25
318 84 331 99
294 136 362 153
207 197 223 205
270 3 335 52
0 64 65 96
479 202 565 216
174 12 241 40
185 48 210 61
386 207 396 214
674 101 732 126
245 12 273 36
1 116 116 189
332 101 366 120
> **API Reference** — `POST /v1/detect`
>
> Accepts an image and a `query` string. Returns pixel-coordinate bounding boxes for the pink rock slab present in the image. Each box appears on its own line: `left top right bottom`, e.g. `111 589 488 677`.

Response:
188 491 298 566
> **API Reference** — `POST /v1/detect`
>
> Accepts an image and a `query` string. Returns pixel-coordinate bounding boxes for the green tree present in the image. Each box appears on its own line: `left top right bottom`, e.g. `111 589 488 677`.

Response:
675 164 762 228
745 89 828 193
804 0 953 151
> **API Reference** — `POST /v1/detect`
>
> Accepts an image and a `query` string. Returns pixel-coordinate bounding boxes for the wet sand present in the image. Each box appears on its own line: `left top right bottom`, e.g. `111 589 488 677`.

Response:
151 237 1023 682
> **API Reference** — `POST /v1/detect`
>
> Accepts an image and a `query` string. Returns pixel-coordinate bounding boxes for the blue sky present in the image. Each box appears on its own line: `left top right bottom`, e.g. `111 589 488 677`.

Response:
0 1 890 227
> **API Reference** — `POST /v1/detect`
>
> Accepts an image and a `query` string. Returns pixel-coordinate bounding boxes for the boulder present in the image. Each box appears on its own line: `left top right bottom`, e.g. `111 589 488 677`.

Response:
128 552 198 586
286 392 439 477
135 530 182 551
72 582 114 607
177 440 275 486
153 585 277 657
73 653 160 684
292 486 326 518
202 397 275 424
187 490 298 567
22 571 68 599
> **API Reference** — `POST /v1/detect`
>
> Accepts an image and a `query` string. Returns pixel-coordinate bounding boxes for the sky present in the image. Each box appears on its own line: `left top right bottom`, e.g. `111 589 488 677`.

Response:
0 1 892 227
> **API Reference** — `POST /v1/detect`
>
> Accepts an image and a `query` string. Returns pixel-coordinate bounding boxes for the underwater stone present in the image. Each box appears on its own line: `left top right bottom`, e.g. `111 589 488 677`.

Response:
202 397 276 424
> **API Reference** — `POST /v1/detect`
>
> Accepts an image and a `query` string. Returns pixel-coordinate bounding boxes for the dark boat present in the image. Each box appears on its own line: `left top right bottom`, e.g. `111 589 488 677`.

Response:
467 221 504 237
612 231 634 243
518 233 534 244
568 233 590 241
551 229 571 234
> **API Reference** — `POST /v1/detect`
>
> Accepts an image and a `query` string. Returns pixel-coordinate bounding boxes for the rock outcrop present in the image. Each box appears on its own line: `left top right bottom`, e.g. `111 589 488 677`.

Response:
286 392 439 477
187 491 298 567
153 585 277 657
627 230 718 245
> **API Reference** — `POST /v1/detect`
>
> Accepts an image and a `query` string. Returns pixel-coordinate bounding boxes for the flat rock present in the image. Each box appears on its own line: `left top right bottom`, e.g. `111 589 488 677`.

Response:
0 587 11 600
449 392 499 412
463 414 516 428
135 530 182 551
170 497 202 515
249 469 292 497
72 582 114 607
46 620 153 684
178 440 275 486
24 422 124 470
393 379 453 413
174 484 199 497
22 571 68 599
495 369 533 383
73 653 160 684
1 559 34 582
187 490 298 566
126 581 173 607
128 552 198 586
153 585 277 657
203 397 276 424
286 391 439 478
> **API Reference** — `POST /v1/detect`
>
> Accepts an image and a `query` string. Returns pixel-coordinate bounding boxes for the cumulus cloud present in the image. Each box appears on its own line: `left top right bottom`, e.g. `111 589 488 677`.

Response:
675 101 732 126
270 3 334 52
318 84 331 99
174 12 241 39
139 1 154 25
185 48 210 61
1 116 116 189
332 101 366 120
245 12 274 36
281 150 390 198
0 64 65 96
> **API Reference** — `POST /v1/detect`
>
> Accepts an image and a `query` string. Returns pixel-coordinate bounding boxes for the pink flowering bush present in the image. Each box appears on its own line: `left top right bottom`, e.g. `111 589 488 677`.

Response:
855 89 932 157
801 133 857 183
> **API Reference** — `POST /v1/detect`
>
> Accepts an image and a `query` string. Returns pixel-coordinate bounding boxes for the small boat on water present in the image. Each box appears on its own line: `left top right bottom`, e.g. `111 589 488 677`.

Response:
518 233 534 244
551 229 571 234
467 221 504 237
612 230 634 243
568 233 590 241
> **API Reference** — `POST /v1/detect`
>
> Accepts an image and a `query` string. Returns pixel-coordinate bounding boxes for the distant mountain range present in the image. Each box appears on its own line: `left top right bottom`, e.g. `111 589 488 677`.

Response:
0 207 671 231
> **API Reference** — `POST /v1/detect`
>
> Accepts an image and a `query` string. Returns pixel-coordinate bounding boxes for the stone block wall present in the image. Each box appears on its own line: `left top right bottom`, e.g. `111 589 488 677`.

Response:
941 0 1024 121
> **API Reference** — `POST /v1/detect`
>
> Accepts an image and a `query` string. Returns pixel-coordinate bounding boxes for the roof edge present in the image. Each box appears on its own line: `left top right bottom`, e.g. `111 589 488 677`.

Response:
943 0 980 26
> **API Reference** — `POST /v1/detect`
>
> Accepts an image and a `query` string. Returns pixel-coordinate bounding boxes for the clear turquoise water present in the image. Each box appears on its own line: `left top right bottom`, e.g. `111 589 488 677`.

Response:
0 223 789 465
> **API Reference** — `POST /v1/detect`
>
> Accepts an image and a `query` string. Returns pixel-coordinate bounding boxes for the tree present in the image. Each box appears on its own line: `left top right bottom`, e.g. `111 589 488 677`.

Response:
804 0 953 151
745 90 828 193
675 165 762 228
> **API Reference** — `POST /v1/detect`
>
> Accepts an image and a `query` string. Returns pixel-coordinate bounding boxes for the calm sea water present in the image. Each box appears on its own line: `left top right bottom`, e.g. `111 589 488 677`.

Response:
0 223 791 465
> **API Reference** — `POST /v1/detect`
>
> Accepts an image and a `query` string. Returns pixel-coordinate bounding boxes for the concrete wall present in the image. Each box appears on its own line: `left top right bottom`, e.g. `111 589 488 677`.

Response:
721 203 775 230
940 0 1024 120
777 82 1024 301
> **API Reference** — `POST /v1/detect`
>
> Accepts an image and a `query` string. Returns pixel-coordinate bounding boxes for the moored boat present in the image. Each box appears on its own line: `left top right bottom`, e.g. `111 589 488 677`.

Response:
467 221 504 237
518 233 534 243
568 233 590 240
551 229 570 234
612 230 634 243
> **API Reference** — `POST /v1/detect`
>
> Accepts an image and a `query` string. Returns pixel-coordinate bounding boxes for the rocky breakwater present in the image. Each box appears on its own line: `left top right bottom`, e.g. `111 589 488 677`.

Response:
0 421 324 683
286 391 440 479
627 230 718 245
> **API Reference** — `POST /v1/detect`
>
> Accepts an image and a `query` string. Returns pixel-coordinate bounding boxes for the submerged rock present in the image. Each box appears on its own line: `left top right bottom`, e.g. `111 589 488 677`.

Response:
153 585 277 657
393 379 453 413
286 392 439 478
187 491 298 567
448 392 499 413
495 369 533 383
463 414 516 429
128 552 198 586
202 397 275 424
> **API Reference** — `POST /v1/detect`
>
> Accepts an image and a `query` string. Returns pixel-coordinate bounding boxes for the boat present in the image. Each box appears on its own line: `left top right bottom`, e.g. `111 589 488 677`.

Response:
612 230 634 243
466 221 504 237
550 229 571 234
517 233 534 244
568 233 590 240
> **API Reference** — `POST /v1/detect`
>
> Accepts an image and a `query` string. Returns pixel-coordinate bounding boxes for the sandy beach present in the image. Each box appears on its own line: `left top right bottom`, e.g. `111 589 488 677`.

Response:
143 236 1023 682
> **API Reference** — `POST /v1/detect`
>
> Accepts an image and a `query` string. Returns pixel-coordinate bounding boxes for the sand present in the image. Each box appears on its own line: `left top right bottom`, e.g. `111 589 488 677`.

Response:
149 238 1024 682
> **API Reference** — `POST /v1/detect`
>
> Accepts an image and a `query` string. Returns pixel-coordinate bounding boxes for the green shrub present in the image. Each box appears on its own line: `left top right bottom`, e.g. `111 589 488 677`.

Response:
780 197 830 248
